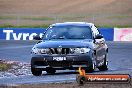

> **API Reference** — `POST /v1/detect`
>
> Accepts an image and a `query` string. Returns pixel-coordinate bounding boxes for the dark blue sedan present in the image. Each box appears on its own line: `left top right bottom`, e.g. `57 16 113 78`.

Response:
31 22 108 76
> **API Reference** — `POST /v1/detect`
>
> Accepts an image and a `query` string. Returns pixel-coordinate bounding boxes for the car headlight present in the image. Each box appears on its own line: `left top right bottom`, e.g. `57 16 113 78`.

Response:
70 48 91 54
32 47 50 54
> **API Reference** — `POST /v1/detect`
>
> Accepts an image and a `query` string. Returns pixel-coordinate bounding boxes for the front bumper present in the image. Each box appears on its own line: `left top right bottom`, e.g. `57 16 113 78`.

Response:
31 54 93 70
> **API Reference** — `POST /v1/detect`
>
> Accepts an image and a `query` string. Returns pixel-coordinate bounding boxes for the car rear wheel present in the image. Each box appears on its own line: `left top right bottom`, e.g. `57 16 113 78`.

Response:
98 54 108 71
31 67 42 76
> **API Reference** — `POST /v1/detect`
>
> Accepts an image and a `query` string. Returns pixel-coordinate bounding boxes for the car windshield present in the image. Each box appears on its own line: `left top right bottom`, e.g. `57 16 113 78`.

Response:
43 26 92 40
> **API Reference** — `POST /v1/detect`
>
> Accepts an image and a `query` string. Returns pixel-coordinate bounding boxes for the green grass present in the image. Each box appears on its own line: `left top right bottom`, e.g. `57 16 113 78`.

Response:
0 16 54 21
0 15 132 28
108 15 132 19
0 62 12 71
0 24 132 28
62 16 85 20
0 24 49 28
23 17 54 21
0 16 15 20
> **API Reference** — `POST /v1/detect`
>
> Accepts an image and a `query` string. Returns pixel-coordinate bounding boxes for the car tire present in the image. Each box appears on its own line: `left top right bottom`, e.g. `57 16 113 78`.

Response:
31 67 42 76
31 59 42 76
85 56 95 73
98 54 108 71
46 68 56 74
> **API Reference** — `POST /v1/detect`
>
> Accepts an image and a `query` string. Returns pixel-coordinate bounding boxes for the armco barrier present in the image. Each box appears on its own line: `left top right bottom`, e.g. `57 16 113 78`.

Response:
0 28 114 41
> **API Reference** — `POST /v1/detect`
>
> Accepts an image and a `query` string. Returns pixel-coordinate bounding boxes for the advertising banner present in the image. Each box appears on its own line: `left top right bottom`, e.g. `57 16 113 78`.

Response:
0 28 114 41
98 28 114 41
0 28 46 40
114 28 132 41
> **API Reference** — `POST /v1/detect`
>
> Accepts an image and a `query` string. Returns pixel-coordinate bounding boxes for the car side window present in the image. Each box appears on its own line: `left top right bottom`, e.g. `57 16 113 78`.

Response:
91 25 100 38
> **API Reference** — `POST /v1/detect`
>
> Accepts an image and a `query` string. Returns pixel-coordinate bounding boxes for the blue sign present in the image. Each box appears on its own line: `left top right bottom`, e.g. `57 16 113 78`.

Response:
0 28 46 40
0 28 114 41
98 28 114 41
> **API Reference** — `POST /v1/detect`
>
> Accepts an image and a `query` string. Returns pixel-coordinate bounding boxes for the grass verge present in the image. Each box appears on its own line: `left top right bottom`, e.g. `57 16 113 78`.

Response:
0 62 12 71
0 16 54 21
0 24 132 28
0 24 49 28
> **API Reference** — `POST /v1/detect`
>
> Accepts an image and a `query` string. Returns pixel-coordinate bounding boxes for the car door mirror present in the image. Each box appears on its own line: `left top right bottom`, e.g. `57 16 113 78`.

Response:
95 34 103 39
33 35 42 40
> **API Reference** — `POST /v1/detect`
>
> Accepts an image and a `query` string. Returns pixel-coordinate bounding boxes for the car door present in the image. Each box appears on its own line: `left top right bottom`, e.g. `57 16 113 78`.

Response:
92 25 106 66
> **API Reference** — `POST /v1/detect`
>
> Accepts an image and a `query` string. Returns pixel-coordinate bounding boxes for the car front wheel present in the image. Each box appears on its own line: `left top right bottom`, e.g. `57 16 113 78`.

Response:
31 67 42 76
85 56 96 73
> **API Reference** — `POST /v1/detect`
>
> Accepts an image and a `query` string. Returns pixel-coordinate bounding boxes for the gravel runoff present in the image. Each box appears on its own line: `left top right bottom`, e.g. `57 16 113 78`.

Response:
0 59 31 79
0 59 131 88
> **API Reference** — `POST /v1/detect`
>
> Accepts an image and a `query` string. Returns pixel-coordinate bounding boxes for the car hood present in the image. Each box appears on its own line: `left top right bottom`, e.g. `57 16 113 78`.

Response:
34 39 94 49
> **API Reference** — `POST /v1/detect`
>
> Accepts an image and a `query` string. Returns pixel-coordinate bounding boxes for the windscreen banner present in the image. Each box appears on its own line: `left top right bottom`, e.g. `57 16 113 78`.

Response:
114 28 132 41
0 28 114 41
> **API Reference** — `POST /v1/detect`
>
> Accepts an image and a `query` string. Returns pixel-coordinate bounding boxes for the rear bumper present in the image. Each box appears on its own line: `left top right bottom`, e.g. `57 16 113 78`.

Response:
31 54 92 70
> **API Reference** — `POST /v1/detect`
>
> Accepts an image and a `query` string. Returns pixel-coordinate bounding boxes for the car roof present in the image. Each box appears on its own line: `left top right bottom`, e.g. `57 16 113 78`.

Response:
50 22 94 28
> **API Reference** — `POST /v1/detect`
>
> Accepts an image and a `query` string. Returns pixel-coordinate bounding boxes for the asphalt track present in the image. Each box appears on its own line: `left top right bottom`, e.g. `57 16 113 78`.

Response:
0 40 132 85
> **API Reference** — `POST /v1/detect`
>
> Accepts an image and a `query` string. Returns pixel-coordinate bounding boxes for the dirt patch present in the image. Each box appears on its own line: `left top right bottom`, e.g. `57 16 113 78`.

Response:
0 0 131 14
1 81 132 88
0 0 132 26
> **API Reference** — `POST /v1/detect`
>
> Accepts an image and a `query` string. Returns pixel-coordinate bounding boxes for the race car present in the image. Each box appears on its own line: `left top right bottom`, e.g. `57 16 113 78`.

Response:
31 22 108 76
